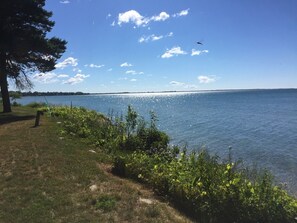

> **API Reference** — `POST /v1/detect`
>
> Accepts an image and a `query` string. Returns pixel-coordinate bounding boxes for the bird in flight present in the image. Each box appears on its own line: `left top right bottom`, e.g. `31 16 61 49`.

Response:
197 41 203 45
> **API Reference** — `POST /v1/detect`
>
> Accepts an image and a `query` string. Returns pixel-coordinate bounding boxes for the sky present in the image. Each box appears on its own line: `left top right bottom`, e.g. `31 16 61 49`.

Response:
21 0 297 93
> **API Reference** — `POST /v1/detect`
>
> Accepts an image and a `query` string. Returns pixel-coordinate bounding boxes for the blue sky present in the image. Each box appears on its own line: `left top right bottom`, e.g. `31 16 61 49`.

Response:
25 0 297 93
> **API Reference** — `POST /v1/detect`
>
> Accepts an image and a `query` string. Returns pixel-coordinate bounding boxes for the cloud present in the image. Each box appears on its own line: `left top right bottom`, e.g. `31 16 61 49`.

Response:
151 12 170 22
191 49 209 56
60 0 70 4
169 81 186 86
138 32 173 43
120 62 133 67
73 68 82 73
106 13 112 19
118 10 149 27
117 10 170 27
173 9 190 17
161 46 187 58
85 63 105 68
63 73 90 85
32 72 58 84
111 21 116 26
57 74 69 78
107 68 113 72
130 79 137 82
55 57 78 69
167 32 173 37
198 75 216 84
169 80 198 89
125 70 144 75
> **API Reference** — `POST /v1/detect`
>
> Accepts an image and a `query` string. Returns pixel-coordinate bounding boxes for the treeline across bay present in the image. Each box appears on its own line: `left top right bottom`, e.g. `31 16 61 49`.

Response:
3 91 90 97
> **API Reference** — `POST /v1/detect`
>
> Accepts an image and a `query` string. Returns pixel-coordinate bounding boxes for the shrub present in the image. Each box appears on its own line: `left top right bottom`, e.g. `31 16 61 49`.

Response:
26 102 47 108
95 195 117 212
113 149 297 223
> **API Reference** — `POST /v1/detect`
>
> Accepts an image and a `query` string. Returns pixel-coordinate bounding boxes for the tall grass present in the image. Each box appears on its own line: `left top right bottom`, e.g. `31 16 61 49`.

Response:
46 105 297 223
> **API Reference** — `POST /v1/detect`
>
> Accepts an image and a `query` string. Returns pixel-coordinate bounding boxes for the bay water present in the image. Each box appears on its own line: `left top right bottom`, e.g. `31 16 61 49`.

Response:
17 89 297 194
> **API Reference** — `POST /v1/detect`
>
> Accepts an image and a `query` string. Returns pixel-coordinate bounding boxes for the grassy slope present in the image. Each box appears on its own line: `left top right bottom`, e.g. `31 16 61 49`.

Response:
0 106 191 223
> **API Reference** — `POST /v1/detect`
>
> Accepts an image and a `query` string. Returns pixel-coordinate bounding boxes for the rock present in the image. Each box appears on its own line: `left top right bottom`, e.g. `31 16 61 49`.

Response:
139 198 153 205
89 184 98 192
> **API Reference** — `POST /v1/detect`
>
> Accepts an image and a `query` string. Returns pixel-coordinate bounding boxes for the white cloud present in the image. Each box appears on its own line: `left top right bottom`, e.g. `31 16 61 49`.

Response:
32 72 58 84
60 0 70 4
107 68 113 72
57 74 69 78
169 80 198 89
120 62 133 67
169 81 186 86
130 79 137 82
126 70 136 75
125 70 144 75
73 68 82 73
117 10 170 27
139 32 173 43
167 32 173 37
198 75 216 84
191 49 209 56
151 12 170 22
111 21 116 26
63 73 90 85
106 13 112 19
55 57 78 69
151 35 163 41
173 9 190 17
161 46 187 58
139 34 162 43
118 10 149 27
85 63 105 68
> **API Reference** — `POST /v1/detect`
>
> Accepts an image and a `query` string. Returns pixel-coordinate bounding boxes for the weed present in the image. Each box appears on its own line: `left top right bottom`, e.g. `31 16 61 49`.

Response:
145 205 161 218
95 195 117 212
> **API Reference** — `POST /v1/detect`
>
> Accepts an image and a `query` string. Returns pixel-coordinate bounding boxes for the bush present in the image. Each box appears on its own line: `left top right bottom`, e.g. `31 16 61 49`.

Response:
26 102 47 108
113 149 297 223
47 105 169 155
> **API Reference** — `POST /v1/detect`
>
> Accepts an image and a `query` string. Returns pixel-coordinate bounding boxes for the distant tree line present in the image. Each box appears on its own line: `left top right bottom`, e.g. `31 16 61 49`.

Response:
0 91 89 98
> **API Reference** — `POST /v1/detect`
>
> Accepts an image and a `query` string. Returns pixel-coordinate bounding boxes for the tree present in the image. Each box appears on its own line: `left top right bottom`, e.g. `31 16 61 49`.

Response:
0 0 67 112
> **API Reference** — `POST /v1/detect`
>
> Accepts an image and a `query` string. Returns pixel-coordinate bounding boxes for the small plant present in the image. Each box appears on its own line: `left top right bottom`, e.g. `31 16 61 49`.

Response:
95 195 117 212
144 205 160 218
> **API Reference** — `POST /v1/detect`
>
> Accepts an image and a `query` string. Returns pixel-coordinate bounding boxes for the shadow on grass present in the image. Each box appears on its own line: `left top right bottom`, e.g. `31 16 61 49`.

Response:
0 113 36 125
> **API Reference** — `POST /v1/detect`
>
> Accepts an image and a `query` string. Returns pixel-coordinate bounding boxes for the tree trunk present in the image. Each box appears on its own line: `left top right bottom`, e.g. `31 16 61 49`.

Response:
0 54 11 113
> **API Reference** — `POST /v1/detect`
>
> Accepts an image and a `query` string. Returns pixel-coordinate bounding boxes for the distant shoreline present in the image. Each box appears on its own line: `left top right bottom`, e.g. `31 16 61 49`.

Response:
15 88 297 97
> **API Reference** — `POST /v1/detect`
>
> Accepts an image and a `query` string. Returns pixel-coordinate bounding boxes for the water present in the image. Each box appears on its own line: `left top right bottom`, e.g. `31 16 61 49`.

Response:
17 89 297 194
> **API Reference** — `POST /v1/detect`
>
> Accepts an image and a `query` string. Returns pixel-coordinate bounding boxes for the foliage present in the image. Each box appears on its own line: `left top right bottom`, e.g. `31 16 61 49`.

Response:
120 106 170 153
95 195 118 212
48 105 170 155
26 102 48 108
114 150 297 223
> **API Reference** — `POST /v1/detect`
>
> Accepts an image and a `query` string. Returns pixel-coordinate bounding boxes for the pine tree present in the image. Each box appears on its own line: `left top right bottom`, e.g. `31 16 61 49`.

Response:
0 0 67 112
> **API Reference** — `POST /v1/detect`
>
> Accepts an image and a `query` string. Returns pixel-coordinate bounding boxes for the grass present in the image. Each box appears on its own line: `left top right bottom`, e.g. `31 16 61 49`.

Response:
0 106 191 223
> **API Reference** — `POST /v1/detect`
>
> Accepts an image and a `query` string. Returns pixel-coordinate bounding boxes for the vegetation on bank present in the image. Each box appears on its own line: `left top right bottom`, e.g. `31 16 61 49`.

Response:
39 104 297 223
